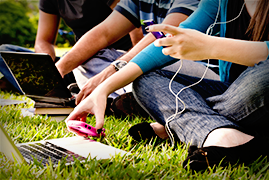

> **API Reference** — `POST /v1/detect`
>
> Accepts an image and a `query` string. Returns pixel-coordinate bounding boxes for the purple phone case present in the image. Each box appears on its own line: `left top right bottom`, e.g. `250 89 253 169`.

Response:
67 120 105 138
143 19 166 39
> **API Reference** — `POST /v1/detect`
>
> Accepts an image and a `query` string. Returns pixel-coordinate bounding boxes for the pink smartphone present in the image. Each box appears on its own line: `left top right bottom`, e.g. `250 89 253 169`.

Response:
67 120 105 138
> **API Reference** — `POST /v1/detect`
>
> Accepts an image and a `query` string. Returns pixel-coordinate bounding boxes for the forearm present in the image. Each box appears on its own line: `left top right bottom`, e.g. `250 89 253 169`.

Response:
129 27 144 46
84 33 157 91
103 13 188 79
97 62 143 96
34 11 59 61
96 32 171 86
56 26 112 76
34 40 56 61
119 33 156 62
209 37 269 66
56 11 135 77
119 13 188 62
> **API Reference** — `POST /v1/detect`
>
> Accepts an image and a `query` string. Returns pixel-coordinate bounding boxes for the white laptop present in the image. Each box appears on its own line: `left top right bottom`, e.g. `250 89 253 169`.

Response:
0 123 129 166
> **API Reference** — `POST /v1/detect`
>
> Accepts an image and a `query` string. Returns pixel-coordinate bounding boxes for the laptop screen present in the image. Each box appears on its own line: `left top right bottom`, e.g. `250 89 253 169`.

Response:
1 52 72 99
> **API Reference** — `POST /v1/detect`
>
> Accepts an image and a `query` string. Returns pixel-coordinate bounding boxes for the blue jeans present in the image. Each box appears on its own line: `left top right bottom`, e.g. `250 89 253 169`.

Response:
72 48 126 98
133 58 269 147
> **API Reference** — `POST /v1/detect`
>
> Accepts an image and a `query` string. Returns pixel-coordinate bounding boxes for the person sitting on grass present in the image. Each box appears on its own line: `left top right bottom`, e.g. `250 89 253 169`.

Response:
56 0 202 102
65 0 269 171
0 0 132 92
1 0 202 103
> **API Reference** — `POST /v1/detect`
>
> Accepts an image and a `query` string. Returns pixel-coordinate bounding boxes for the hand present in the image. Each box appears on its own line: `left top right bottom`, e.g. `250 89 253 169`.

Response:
65 89 108 131
75 74 103 105
147 24 214 60
75 66 115 105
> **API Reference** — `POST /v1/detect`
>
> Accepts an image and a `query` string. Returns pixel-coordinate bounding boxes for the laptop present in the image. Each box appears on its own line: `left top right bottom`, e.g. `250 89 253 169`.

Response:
0 123 129 166
0 51 75 107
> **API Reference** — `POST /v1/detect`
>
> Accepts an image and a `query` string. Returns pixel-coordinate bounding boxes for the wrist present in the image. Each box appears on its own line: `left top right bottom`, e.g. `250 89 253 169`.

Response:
111 60 127 71
55 63 65 78
207 36 220 60
106 64 117 76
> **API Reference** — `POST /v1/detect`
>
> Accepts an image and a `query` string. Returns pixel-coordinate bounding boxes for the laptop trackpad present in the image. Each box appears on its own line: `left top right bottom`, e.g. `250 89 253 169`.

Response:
46 136 128 160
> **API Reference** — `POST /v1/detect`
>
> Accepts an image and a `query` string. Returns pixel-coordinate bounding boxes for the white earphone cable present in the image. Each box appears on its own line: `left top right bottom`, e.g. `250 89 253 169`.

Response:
164 0 246 147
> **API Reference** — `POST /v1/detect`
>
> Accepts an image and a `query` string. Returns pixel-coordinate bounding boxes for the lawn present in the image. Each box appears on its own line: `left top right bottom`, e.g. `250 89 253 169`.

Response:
1 91 269 179
1 47 269 179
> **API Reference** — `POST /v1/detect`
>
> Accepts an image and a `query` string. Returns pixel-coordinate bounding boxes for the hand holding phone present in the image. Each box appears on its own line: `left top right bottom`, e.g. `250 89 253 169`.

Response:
143 19 166 39
67 120 105 138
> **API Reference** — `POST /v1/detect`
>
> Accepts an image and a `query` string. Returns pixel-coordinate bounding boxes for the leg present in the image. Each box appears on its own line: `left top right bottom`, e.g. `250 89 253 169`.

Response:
73 48 123 88
163 60 220 81
72 48 128 98
207 59 269 138
133 70 236 147
133 63 269 170
185 59 269 170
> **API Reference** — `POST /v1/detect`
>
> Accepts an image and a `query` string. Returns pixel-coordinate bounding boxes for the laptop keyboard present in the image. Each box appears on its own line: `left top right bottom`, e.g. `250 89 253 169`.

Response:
17 142 86 166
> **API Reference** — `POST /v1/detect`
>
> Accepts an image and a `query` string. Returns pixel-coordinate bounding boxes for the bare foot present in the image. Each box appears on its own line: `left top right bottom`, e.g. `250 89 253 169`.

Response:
150 122 169 139
203 128 254 148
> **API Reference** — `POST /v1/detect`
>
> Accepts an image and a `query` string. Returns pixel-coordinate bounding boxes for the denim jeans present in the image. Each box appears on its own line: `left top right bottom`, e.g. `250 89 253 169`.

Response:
163 60 220 81
133 58 269 147
72 48 130 98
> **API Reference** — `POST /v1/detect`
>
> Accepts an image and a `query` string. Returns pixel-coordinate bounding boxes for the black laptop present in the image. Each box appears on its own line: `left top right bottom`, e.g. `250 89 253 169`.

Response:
0 51 75 107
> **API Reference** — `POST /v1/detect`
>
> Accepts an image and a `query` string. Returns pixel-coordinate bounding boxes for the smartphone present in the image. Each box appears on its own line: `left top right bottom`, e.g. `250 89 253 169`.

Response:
67 120 105 138
143 19 166 39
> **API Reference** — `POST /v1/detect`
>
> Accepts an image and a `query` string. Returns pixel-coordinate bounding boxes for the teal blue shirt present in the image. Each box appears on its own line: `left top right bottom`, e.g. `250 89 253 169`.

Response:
130 0 269 82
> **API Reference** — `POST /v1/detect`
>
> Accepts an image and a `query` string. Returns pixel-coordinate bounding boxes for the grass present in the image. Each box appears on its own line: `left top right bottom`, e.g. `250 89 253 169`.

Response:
1 91 269 179
1 46 269 178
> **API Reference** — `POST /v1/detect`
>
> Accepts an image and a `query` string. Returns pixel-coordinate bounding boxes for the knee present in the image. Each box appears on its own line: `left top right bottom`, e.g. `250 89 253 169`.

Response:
208 68 269 120
133 74 149 100
0 44 15 51
0 44 31 52
133 72 159 104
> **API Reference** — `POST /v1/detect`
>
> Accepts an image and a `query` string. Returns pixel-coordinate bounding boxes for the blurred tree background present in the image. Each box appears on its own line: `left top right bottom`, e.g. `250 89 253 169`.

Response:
0 0 75 48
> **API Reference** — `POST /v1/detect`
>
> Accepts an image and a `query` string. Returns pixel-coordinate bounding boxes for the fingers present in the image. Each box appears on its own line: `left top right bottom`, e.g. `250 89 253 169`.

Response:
162 47 178 56
65 108 88 133
75 88 92 105
75 91 83 105
65 109 87 124
94 106 105 130
146 24 181 36
154 36 175 47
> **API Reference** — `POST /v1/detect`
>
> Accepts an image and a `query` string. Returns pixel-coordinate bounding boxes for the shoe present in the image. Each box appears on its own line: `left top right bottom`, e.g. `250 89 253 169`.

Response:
128 122 159 141
111 92 149 118
183 137 269 171
67 83 80 94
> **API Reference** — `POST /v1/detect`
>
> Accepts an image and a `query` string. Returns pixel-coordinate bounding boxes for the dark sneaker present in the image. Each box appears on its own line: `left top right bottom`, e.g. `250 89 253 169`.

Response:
67 83 80 94
111 92 149 118
183 137 269 171
128 122 159 141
